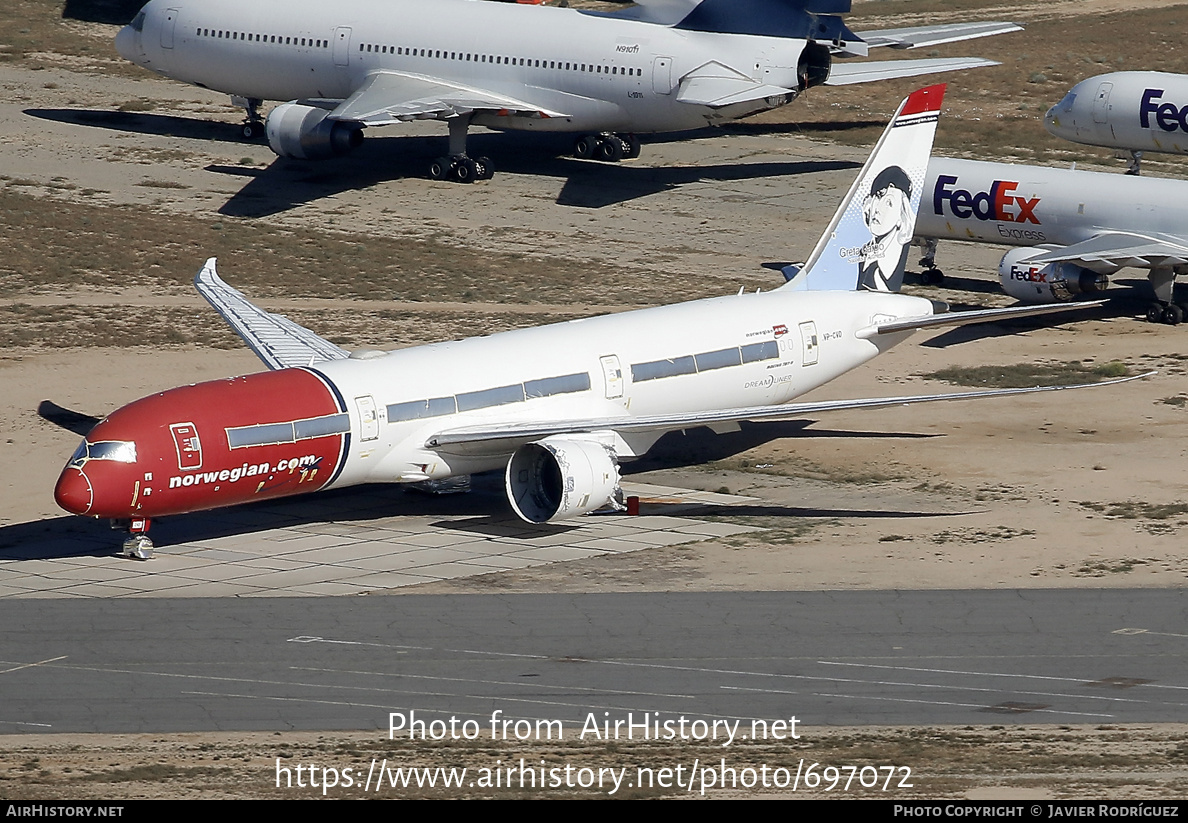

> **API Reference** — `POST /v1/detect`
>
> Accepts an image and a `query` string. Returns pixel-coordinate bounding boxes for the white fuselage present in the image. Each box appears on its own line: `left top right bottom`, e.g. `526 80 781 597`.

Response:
915 156 1188 250
115 0 805 134
314 287 930 488
1045 71 1188 156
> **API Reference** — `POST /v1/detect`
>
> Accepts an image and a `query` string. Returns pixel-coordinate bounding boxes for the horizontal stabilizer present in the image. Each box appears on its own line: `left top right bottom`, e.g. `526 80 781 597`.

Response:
331 71 568 124
870 300 1107 336
425 371 1150 453
855 22 1022 50
826 57 998 86
194 258 350 371
1024 232 1188 273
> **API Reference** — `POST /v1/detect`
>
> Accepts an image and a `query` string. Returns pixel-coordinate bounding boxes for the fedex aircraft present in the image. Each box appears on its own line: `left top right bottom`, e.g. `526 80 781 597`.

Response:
54 86 1136 559
1045 72 1188 175
112 0 1018 181
914 156 1188 324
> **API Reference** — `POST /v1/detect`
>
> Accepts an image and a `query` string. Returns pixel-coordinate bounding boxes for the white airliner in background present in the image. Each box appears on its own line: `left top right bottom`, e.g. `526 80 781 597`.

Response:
113 0 1018 181
1045 71 1188 174
914 156 1188 324
54 86 1141 558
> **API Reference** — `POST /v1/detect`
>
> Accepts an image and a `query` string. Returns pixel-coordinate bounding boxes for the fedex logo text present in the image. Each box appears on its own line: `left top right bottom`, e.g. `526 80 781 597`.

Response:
1008 264 1047 283
932 175 1041 224
1139 88 1188 133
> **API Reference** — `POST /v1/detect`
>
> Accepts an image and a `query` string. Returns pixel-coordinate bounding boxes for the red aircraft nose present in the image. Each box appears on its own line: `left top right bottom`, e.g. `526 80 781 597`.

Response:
54 467 94 515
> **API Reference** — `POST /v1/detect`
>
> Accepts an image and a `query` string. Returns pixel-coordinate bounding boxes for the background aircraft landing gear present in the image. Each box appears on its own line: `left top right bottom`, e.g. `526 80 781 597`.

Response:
429 155 493 183
916 237 944 284
114 517 154 560
573 133 640 162
1146 301 1186 325
232 95 265 141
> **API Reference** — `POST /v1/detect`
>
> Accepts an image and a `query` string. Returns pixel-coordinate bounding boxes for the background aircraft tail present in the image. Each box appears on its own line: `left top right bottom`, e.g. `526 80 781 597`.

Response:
785 84 945 292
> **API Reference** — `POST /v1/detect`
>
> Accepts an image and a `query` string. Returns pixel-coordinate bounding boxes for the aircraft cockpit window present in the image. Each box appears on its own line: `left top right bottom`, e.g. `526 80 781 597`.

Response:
69 440 137 468
1055 91 1076 112
130 11 146 32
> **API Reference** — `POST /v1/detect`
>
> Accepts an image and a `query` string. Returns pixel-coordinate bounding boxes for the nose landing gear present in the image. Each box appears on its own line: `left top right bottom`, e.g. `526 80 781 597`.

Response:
115 517 154 560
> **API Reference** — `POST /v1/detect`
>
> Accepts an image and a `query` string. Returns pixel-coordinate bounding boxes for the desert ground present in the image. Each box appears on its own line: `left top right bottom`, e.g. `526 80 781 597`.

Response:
1 0 1188 799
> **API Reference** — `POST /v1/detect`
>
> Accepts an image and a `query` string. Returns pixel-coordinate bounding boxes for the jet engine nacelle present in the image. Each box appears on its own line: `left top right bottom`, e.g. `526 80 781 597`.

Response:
505 437 621 524
266 102 364 160
999 248 1108 303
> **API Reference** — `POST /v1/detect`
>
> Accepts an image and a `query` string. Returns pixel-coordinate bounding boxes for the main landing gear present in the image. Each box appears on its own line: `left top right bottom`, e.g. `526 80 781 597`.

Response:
916 237 945 285
573 133 641 163
428 114 494 183
1125 150 1143 176
1145 267 1185 325
115 517 154 560
233 95 266 141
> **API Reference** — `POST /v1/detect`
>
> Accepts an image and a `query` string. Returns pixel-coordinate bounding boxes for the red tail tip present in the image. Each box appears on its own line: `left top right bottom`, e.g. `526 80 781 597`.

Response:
901 84 947 116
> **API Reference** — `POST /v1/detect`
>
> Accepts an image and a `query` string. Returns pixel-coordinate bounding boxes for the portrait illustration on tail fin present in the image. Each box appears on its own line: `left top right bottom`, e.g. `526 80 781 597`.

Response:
857 165 915 292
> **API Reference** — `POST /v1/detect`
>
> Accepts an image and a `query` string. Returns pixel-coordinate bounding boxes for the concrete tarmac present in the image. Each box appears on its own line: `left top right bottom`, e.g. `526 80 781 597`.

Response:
1 589 1184 734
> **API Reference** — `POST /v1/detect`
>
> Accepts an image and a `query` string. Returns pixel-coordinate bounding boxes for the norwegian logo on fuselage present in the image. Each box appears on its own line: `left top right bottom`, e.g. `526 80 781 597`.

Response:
932 175 1041 224
1140 88 1188 134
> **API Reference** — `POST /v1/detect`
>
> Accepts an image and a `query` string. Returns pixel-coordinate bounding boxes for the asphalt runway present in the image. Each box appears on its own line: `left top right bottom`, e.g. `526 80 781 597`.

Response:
1 589 1184 734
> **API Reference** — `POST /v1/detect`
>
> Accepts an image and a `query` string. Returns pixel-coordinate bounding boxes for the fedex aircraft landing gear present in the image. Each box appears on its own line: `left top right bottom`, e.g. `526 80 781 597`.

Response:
917 237 945 284
1125 150 1143 176
115 517 154 560
573 133 641 162
429 115 494 183
233 96 265 141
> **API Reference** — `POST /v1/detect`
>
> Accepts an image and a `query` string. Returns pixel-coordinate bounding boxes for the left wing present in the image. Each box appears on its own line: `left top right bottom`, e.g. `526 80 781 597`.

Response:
854 22 1022 50
329 71 568 125
424 371 1149 454
194 259 350 371
1021 232 1188 274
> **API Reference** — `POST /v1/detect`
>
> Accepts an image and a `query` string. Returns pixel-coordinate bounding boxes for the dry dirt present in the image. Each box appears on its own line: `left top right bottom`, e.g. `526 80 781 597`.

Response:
1 0 1186 800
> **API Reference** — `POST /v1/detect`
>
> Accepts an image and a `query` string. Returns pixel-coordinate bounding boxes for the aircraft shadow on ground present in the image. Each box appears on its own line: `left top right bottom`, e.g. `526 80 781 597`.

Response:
13 421 945 557
21 109 861 215
37 401 98 437
61 0 142 25
25 108 237 143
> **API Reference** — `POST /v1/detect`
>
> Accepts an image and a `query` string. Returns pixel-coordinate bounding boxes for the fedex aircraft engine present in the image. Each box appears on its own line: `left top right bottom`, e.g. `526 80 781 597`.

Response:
505 437 621 524
266 102 364 160
999 248 1108 303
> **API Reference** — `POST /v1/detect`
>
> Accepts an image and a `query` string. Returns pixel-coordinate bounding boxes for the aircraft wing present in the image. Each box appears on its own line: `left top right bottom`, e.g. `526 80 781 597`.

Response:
826 57 999 86
870 300 1107 336
1022 233 1188 273
329 71 568 124
424 371 1148 454
194 259 350 371
854 22 1022 50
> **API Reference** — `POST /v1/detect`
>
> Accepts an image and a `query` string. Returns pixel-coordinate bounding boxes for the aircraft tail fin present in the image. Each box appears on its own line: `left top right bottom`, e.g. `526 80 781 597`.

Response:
784 84 944 293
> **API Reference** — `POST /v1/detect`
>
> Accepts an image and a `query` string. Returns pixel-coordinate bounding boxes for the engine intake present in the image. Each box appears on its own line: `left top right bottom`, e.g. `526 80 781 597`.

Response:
798 42 831 90
266 102 363 160
505 437 621 524
999 247 1108 303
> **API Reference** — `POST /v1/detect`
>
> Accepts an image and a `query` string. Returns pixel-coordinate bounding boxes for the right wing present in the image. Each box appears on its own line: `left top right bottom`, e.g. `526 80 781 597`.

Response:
424 372 1150 455
328 70 568 125
194 258 350 371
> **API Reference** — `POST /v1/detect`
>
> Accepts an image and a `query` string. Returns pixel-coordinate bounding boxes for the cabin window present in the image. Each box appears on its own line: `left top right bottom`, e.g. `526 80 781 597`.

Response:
524 373 591 399
456 384 526 413
388 397 457 422
741 341 780 363
695 348 742 372
631 356 696 383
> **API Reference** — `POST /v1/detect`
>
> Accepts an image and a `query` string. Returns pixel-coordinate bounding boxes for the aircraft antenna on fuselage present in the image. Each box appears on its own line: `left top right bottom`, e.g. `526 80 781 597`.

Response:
785 84 945 293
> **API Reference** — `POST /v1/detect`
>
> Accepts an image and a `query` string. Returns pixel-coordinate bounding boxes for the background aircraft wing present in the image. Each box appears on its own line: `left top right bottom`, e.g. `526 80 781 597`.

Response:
1023 233 1188 273
423 372 1147 455
854 22 1022 50
827 57 999 86
329 71 568 124
194 259 350 371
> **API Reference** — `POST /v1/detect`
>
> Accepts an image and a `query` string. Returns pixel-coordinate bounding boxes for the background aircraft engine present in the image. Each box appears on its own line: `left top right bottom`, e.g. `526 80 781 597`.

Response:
505 437 621 524
798 42 831 89
999 248 1108 303
265 102 364 160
